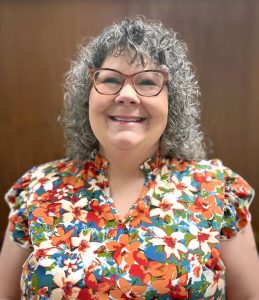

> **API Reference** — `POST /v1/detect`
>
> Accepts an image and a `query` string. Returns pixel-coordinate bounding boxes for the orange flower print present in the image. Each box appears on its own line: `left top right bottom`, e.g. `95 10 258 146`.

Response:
194 171 222 192
188 195 223 220
6 153 253 298
57 162 78 174
87 199 116 228
172 158 190 172
106 234 141 266
129 200 152 227
51 226 74 248
63 175 85 189
32 202 61 225
114 278 147 299
151 263 177 294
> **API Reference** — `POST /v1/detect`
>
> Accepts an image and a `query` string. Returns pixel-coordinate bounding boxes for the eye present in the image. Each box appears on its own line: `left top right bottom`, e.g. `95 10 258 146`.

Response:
102 77 121 84
94 71 123 85
135 72 163 88
138 79 157 86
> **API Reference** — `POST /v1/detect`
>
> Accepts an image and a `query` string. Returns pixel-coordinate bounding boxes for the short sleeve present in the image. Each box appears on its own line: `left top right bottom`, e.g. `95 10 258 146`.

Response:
220 166 255 240
4 170 34 249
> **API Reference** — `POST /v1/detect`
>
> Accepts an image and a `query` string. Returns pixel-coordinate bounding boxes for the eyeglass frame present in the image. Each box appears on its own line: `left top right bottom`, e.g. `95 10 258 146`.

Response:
89 68 169 97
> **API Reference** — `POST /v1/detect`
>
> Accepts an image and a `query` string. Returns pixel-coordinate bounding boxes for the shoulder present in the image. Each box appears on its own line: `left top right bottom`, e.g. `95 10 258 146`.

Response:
27 158 83 178
6 158 84 196
170 157 254 194
167 156 224 177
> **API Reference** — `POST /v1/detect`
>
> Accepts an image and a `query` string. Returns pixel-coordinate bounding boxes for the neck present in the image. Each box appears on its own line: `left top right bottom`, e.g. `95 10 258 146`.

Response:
99 145 158 176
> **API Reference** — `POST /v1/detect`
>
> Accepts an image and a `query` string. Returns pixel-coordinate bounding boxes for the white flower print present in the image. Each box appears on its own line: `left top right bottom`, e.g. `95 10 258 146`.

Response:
188 224 219 254
60 198 88 223
150 193 185 219
149 227 188 260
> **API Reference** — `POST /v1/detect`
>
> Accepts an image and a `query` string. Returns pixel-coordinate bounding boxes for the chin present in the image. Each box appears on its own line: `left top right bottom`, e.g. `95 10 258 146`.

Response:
111 139 142 151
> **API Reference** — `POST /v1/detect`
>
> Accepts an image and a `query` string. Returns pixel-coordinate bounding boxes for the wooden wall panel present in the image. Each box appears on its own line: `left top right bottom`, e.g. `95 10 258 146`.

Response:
0 0 259 247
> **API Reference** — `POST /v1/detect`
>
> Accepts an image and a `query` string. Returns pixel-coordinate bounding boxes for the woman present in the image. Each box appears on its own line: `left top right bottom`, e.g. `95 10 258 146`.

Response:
0 16 258 300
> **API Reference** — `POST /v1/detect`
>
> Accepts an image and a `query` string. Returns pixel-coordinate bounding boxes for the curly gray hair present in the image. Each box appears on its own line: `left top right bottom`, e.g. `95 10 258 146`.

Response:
60 16 206 161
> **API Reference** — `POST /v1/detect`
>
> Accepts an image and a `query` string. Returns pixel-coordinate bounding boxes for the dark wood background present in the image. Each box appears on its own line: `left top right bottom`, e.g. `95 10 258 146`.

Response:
0 0 259 248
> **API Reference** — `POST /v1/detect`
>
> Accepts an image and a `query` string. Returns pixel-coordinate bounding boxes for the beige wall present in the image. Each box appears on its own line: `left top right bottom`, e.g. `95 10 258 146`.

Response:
0 0 259 247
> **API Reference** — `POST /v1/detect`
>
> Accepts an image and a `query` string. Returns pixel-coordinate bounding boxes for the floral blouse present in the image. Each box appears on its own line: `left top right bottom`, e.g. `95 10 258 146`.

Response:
5 153 254 300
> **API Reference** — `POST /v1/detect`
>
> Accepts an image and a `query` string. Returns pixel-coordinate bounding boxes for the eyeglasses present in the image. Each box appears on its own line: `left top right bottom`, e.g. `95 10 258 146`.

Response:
90 68 168 97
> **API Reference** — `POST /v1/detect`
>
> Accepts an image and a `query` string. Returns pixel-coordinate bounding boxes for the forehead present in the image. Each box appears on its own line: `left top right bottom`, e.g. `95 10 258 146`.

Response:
101 52 159 73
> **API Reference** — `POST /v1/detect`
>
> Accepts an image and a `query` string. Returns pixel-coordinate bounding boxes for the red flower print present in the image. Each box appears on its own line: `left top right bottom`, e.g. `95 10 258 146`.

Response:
205 248 222 270
78 272 111 300
169 272 189 299
87 200 115 228
236 206 250 230
129 264 151 285
220 227 235 239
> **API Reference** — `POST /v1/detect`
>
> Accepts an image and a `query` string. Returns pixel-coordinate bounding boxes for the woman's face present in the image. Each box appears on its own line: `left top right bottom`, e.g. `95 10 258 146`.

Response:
89 53 168 158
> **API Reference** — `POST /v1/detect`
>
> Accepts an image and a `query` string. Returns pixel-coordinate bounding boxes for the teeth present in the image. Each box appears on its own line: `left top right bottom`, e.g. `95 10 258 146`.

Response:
110 116 144 122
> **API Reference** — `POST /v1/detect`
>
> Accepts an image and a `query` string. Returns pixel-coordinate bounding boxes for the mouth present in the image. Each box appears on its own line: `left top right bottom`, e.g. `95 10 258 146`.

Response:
109 116 147 123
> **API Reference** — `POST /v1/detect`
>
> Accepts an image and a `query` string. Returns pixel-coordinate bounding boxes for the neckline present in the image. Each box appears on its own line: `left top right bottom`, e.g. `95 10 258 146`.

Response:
87 151 168 223
89 151 168 174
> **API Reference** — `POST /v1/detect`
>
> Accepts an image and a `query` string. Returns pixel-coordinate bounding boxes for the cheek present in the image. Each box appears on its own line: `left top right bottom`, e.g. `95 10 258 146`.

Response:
157 95 169 121
158 97 169 131
88 90 101 129
89 89 112 114
89 91 102 119
163 94 169 117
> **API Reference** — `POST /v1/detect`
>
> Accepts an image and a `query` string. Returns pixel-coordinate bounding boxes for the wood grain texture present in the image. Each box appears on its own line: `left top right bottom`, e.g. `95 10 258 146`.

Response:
0 0 258 247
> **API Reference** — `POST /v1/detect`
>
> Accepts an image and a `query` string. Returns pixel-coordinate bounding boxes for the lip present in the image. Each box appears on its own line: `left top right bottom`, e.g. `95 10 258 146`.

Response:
109 115 147 123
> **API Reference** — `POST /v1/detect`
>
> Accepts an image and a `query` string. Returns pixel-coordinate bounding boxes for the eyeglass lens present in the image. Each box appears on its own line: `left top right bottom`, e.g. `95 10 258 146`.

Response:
93 70 165 96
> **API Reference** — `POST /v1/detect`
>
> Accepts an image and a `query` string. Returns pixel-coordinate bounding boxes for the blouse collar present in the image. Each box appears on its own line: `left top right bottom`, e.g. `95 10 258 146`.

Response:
89 151 168 174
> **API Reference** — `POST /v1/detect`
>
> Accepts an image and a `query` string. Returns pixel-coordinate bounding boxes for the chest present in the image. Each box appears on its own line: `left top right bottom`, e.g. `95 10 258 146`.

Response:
24 174 226 299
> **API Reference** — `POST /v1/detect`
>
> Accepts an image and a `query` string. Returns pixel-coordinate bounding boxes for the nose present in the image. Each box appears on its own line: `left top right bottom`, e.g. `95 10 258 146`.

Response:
114 81 140 105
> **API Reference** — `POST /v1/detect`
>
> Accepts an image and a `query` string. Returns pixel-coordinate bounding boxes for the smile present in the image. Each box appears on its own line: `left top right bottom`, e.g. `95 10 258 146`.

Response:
109 116 146 123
